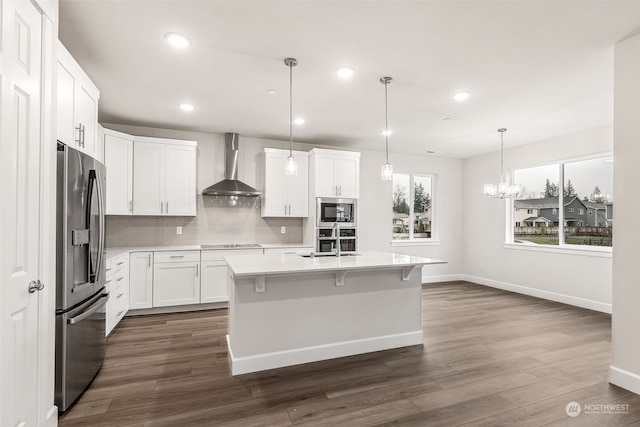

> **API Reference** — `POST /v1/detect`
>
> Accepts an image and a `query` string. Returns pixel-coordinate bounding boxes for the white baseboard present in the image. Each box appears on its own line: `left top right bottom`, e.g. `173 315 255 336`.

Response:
227 331 423 376
44 406 57 427
463 274 612 314
609 365 640 395
422 273 464 283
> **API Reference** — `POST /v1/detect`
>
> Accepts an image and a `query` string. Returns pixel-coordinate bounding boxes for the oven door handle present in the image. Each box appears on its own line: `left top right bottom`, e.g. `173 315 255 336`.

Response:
67 293 109 325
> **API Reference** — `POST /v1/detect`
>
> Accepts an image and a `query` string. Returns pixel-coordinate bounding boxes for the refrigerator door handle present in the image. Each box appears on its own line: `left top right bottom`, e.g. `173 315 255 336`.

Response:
95 169 106 283
67 292 109 325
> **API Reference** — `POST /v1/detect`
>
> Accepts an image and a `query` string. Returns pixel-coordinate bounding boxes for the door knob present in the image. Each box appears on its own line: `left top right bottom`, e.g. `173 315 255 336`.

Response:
28 280 44 293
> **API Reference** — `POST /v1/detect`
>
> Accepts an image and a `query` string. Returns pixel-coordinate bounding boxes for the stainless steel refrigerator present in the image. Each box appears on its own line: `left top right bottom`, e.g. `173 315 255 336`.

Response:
55 142 109 412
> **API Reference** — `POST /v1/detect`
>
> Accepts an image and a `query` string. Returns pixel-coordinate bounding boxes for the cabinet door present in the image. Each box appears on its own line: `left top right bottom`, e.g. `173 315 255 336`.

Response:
314 154 338 197
56 61 76 146
287 155 309 217
104 133 133 215
153 262 200 307
337 155 359 198
200 261 229 303
262 153 288 217
129 252 153 309
76 84 99 157
165 144 196 216
133 142 165 215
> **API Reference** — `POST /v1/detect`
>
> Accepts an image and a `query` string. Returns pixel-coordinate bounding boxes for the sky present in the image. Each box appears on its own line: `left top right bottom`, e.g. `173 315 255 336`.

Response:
514 157 613 202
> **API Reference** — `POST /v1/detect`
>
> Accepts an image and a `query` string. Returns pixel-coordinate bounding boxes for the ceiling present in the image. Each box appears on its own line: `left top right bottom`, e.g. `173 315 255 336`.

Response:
58 1 640 158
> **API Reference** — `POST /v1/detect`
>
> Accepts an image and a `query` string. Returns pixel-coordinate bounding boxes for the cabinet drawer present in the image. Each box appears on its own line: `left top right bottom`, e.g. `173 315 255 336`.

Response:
201 249 262 262
154 250 200 263
263 247 313 256
106 254 128 277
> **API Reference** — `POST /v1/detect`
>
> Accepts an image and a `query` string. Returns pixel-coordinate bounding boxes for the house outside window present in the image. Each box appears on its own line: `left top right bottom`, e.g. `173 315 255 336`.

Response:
511 155 613 249
392 173 434 241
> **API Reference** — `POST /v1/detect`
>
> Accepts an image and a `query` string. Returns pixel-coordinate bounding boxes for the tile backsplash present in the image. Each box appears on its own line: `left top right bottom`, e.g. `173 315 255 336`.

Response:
106 196 304 247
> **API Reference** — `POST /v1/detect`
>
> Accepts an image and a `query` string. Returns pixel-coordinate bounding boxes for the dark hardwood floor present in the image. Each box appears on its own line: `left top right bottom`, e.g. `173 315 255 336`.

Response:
58 281 640 426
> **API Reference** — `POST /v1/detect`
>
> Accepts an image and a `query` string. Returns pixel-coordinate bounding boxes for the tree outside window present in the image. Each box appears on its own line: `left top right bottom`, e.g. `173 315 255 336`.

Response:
392 173 434 240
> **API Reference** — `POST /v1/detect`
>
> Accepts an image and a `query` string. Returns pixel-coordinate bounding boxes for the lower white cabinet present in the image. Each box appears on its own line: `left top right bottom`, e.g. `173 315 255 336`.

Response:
263 246 314 256
129 251 153 309
106 253 129 336
153 251 200 307
201 249 262 303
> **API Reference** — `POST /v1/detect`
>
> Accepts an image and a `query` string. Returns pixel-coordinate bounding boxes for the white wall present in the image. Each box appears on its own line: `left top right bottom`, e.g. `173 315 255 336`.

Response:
463 126 613 313
609 33 640 395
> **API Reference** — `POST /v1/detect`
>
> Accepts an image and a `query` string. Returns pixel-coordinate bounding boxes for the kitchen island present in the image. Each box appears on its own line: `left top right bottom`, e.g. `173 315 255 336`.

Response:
224 251 446 375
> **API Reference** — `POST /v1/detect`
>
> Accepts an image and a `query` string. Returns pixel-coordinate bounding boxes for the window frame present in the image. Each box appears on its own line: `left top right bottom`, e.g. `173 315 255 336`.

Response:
391 172 439 246
506 152 612 255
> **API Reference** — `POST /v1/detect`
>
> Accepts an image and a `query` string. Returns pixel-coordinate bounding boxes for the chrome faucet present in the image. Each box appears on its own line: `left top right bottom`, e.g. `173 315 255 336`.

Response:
332 222 341 256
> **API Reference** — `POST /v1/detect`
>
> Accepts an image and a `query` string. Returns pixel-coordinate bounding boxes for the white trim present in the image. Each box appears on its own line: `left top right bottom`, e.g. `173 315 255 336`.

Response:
226 331 423 375
609 365 640 395
504 243 612 258
127 301 228 316
463 274 611 314
392 239 440 247
44 406 58 427
422 274 464 283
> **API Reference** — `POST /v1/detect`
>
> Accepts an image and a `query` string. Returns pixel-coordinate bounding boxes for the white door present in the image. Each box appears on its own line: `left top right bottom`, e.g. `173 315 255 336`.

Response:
153 262 200 307
200 261 229 303
56 61 75 145
129 252 153 309
133 141 165 215
287 155 309 217
165 144 196 216
337 155 359 198
0 1 43 425
313 154 337 197
104 133 133 215
262 153 288 217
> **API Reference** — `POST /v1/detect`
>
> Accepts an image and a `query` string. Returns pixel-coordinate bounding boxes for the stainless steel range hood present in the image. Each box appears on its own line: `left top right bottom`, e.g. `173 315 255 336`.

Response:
202 133 261 197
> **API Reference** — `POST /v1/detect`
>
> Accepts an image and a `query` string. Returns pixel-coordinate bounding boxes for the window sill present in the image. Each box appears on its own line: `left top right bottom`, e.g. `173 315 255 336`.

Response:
391 239 440 247
504 243 612 258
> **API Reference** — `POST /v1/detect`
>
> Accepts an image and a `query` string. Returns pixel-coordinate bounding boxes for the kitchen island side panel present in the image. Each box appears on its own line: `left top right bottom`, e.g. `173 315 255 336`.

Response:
227 268 423 375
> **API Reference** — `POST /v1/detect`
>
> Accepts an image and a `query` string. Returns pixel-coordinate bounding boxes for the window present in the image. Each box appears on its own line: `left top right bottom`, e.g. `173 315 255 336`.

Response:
512 155 613 249
392 173 434 241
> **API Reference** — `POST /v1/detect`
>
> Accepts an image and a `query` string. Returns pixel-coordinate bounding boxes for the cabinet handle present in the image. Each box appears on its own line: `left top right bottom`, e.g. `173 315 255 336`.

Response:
285 204 287 215
166 201 169 213
129 200 133 213
117 293 124 298
117 277 124 281
196 264 199 277
170 255 184 258
75 124 82 146
117 262 124 266
117 310 124 317
160 201 164 214
81 124 86 147
148 254 151 268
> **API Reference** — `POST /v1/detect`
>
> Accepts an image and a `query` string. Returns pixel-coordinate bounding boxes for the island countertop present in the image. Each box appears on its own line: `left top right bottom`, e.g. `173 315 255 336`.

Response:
224 250 446 277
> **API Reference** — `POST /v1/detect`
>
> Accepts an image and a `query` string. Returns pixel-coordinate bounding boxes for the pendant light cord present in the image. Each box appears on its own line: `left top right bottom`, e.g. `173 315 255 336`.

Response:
384 80 389 163
498 128 506 182
289 61 293 157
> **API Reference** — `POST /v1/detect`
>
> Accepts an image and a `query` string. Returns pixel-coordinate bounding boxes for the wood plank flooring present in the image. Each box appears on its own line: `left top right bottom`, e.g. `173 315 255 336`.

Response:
58 281 640 426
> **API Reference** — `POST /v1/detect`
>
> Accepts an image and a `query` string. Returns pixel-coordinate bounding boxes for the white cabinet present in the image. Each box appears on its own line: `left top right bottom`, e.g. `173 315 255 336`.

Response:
103 128 134 215
129 251 153 309
105 253 129 336
262 149 309 217
153 251 200 307
133 137 197 216
201 249 263 303
310 149 360 198
56 41 100 159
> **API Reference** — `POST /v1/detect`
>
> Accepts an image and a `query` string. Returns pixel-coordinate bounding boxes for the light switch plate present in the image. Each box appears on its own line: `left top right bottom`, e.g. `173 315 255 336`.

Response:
176 226 182 235
280 226 286 234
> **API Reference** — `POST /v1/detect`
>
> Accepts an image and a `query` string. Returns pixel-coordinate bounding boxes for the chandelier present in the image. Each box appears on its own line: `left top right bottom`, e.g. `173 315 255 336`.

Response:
483 128 520 199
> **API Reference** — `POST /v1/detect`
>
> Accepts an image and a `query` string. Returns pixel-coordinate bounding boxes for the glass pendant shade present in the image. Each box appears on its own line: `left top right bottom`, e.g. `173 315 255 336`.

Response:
284 155 298 176
381 162 393 181
484 128 520 199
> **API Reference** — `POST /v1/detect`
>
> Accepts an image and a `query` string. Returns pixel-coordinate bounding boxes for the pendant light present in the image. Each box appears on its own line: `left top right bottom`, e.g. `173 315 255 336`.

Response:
483 128 520 199
380 76 393 181
284 57 298 176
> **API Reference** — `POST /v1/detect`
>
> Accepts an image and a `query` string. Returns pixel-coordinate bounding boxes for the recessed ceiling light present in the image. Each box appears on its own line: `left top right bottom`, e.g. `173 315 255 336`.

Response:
336 66 355 79
165 32 190 48
293 118 305 125
179 103 194 111
453 91 470 101
381 129 393 136
267 89 277 95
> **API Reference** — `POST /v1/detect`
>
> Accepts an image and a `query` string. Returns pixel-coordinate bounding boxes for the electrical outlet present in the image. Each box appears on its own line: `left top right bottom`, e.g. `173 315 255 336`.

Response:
176 226 182 235
280 226 286 234
479 262 484 270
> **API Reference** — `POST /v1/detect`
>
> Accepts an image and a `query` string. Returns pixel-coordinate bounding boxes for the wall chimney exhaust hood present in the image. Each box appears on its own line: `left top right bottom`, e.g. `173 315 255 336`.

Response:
202 133 261 197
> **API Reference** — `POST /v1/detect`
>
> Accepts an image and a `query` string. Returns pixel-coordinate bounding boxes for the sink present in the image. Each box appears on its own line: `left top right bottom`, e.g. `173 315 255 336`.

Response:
299 252 360 258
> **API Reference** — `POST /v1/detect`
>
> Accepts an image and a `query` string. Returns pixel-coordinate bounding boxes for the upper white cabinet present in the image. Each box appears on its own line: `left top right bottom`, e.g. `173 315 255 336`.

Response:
103 128 134 215
131 136 197 216
262 149 309 217
310 149 360 198
56 41 100 159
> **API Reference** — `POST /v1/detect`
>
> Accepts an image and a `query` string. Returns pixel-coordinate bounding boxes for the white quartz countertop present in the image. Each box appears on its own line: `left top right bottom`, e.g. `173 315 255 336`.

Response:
224 251 447 277
104 243 313 261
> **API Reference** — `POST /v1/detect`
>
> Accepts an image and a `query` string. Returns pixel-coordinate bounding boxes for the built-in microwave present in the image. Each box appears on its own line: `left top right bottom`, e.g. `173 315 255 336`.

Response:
317 198 357 227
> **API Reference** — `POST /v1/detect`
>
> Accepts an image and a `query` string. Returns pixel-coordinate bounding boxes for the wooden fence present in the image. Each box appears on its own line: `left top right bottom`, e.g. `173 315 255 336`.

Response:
514 226 612 237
